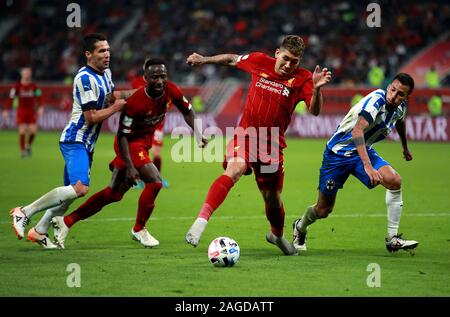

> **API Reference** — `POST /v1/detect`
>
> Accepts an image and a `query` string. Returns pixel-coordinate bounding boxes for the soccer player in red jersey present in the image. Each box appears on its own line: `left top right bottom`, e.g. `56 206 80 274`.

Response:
2 67 43 158
185 35 332 255
51 57 207 248
130 63 169 188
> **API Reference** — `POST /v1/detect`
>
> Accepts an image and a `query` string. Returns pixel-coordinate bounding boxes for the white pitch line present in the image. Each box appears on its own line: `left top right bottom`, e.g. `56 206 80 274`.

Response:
1 212 449 225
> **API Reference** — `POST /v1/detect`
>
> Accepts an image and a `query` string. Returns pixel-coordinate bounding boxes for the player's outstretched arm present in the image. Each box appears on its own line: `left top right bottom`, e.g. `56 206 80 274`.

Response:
113 89 137 100
313 65 332 88
186 53 238 67
183 109 208 148
309 65 332 116
84 98 126 125
395 119 413 161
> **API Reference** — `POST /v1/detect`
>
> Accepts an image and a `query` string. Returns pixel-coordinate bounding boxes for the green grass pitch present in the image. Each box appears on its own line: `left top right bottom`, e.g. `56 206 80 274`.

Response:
0 130 449 296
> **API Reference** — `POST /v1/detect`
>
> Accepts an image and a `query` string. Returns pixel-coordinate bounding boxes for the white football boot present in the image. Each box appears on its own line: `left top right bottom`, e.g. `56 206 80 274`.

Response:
385 234 419 252
292 218 307 251
51 216 70 249
10 207 29 240
266 232 298 256
185 218 208 247
131 228 159 247
27 227 59 249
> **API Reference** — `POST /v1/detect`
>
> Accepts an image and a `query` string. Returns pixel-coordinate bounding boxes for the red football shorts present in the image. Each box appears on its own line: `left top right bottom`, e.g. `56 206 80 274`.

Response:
16 108 37 124
222 132 285 191
109 138 152 171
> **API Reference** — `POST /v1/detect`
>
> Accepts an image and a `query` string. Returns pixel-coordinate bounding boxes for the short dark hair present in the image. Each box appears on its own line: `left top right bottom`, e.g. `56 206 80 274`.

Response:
281 35 305 57
143 57 166 71
393 73 415 94
83 33 108 53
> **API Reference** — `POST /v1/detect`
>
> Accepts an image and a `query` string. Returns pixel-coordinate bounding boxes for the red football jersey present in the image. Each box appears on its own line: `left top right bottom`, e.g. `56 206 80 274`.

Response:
118 81 191 143
236 52 313 148
9 82 41 111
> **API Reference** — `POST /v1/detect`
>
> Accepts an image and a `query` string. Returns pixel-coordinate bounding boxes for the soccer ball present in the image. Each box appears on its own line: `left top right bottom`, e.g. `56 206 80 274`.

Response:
207 237 240 267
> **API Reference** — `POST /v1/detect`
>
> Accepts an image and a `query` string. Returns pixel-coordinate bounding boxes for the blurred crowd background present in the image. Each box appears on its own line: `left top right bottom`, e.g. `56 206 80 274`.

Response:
1 0 449 87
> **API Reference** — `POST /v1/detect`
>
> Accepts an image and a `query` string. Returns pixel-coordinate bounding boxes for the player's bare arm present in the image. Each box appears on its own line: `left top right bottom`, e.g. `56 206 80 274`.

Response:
187 53 238 67
84 98 126 125
2 109 10 120
117 132 139 187
37 106 44 117
309 65 332 116
395 119 413 161
352 116 383 186
183 109 208 148
113 89 137 100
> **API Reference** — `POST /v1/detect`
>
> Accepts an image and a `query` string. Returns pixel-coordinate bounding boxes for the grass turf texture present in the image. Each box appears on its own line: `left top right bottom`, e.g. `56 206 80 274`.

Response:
0 130 449 296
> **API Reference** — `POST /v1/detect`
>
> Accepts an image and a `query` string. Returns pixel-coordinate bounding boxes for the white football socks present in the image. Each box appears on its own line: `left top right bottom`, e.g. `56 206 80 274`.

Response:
386 189 403 239
298 205 318 233
22 186 78 219
35 198 75 234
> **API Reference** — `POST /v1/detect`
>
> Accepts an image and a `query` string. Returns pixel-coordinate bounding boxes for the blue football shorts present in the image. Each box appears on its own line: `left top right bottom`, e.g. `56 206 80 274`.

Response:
59 142 93 186
318 146 390 196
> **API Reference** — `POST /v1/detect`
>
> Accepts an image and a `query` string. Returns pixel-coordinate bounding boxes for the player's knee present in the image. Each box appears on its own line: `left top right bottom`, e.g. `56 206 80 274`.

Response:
143 173 162 184
78 186 89 197
109 189 124 202
148 172 162 184
262 190 282 208
315 205 333 218
224 161 247 182
73 181 89 197
384 173 402 190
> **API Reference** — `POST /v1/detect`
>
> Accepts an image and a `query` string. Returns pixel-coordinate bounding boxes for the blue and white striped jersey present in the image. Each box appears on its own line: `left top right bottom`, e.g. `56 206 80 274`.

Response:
60 66 115 153
327 89 406 157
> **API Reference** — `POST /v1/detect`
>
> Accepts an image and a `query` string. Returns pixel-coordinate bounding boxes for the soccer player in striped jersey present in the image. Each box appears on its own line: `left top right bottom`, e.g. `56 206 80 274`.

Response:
9 33 128 248
293 73 419 253
50 57 207 248
185 35 332 255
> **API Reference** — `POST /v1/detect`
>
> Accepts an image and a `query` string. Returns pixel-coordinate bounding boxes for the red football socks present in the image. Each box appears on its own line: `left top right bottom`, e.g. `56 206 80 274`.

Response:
198 175 235 221
63 187 123 228
133 182 162 232
19 134 25 151
265 203 285 237
28 133 35 147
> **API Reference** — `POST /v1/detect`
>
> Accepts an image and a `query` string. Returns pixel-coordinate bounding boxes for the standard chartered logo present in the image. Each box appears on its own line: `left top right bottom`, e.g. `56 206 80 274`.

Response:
255 78 290 97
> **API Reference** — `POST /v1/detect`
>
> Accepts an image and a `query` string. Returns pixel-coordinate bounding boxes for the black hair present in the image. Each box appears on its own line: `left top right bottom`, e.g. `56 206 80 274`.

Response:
83 33 108 53
143 57 166 71
393 73 415 94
